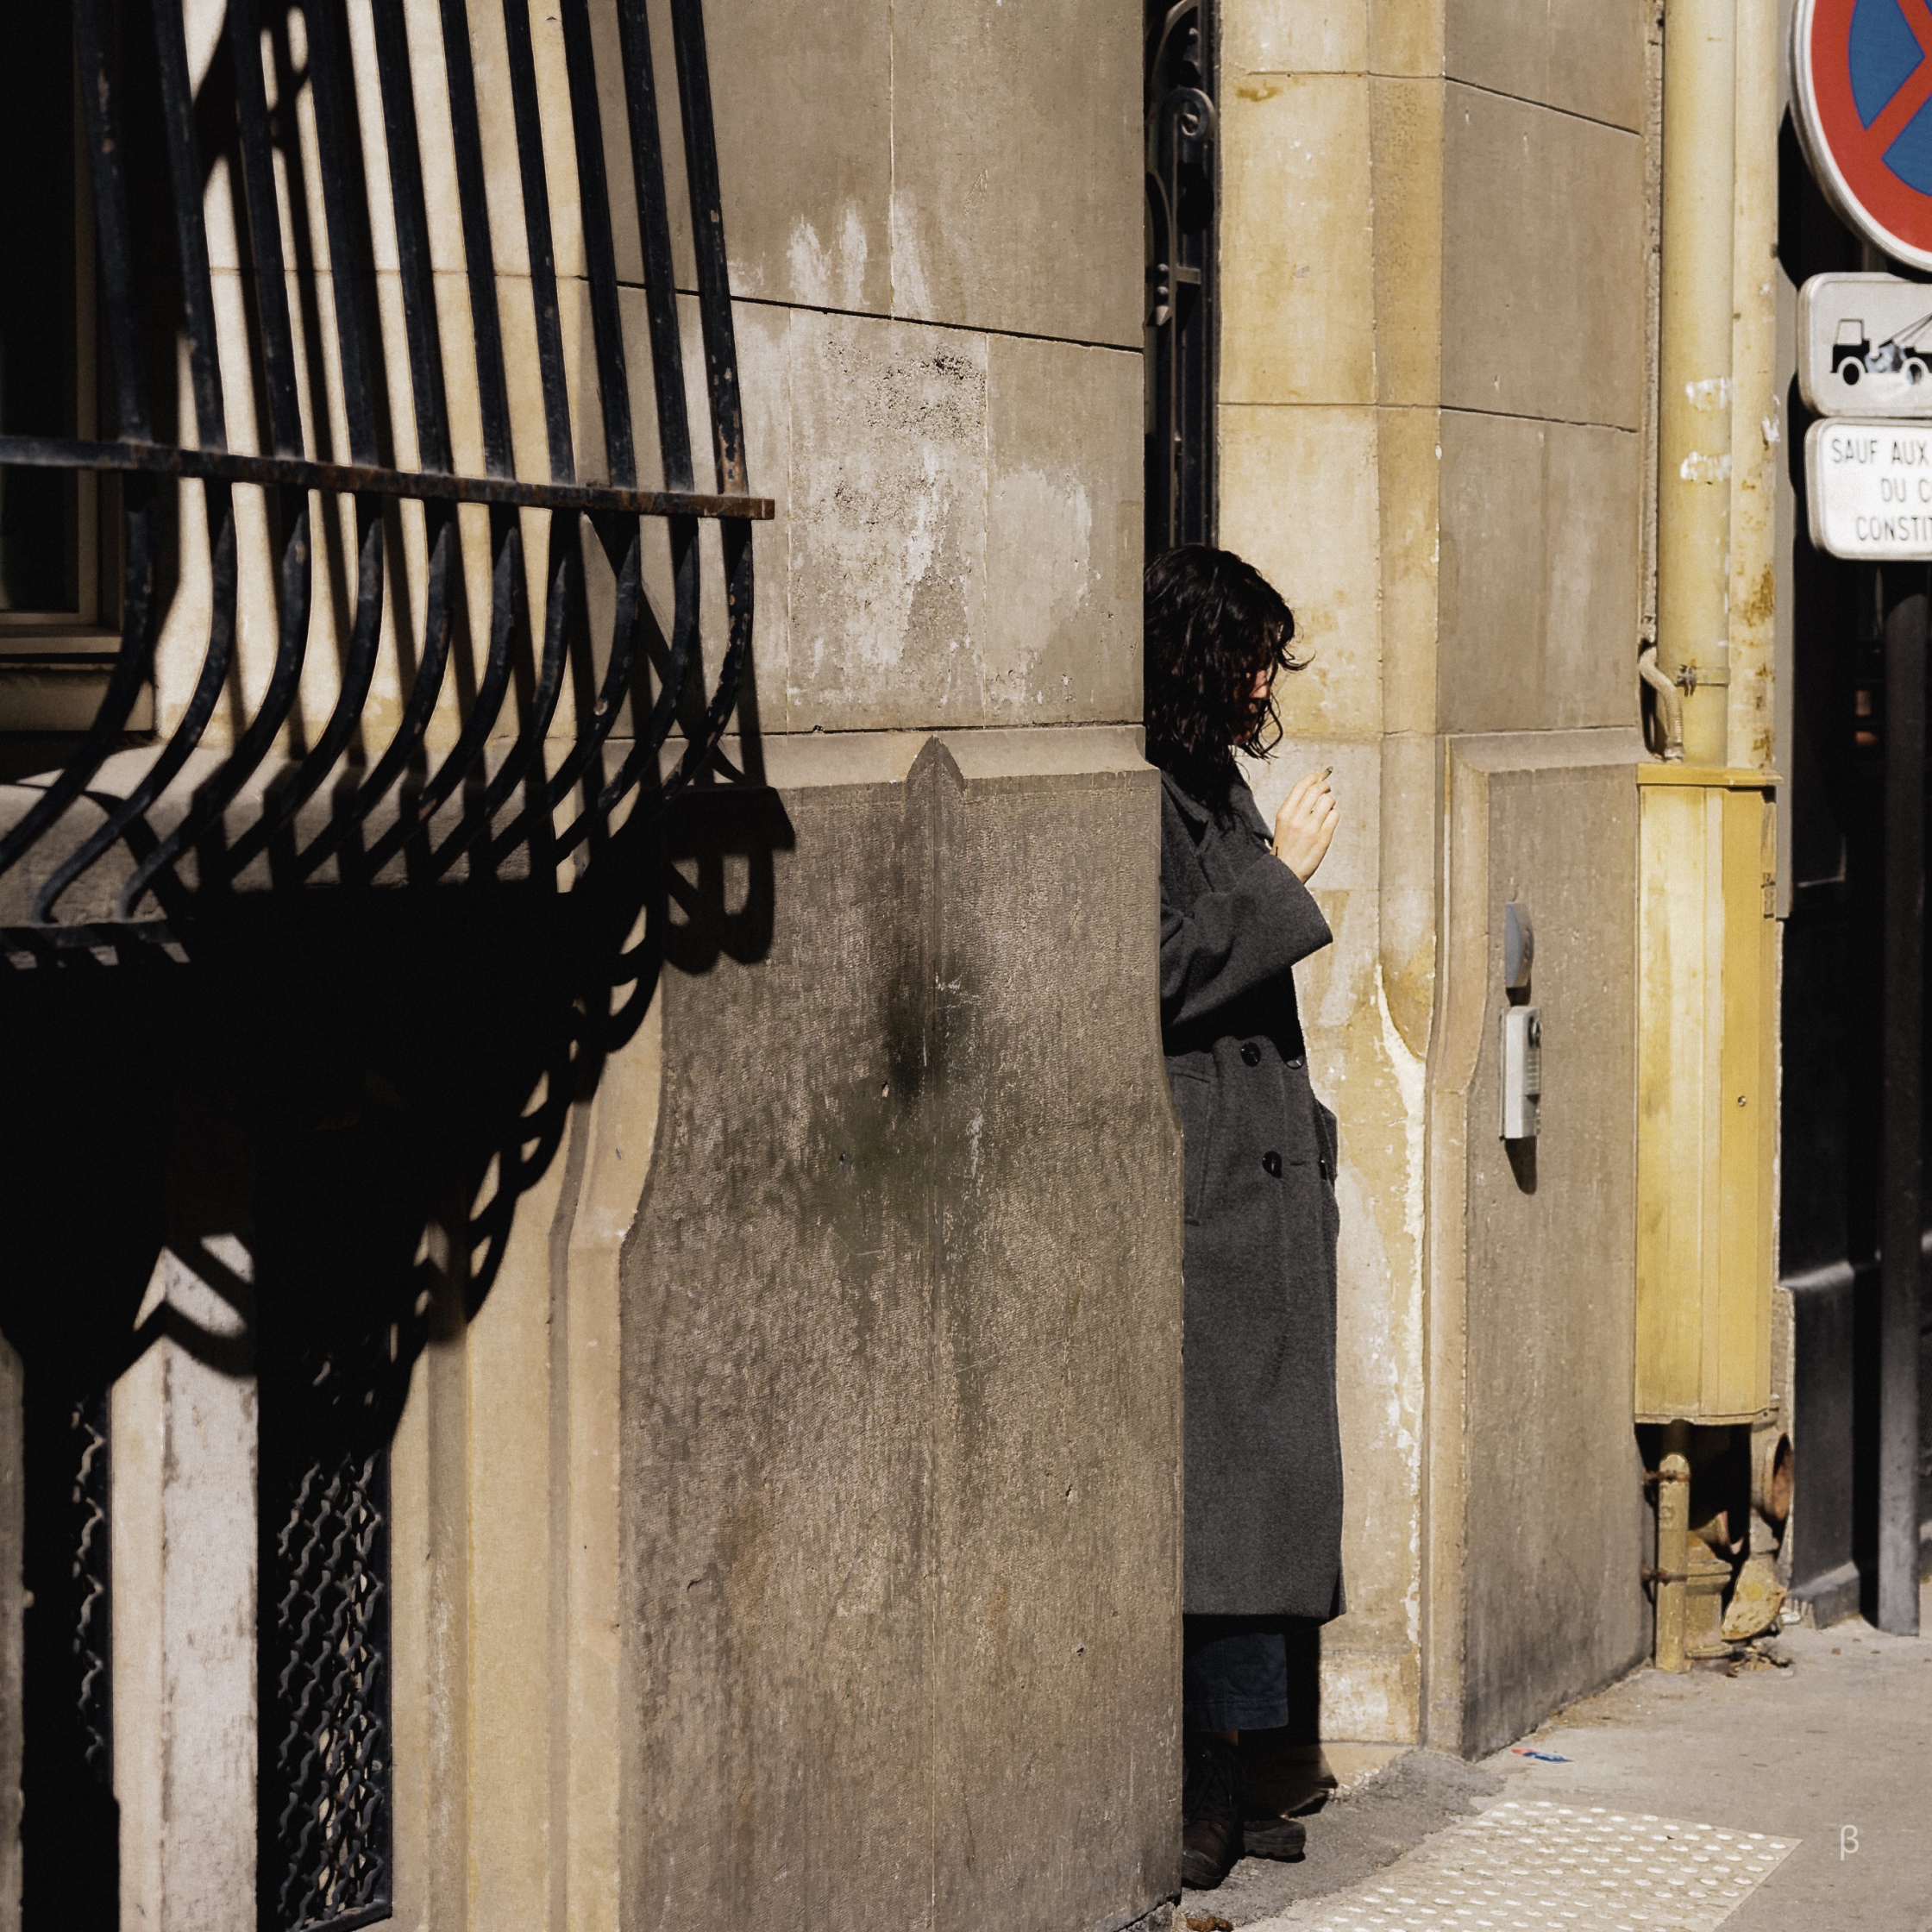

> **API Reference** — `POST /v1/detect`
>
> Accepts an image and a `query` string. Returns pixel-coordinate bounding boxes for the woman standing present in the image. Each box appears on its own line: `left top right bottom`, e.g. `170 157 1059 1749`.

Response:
1146 546 1344 1890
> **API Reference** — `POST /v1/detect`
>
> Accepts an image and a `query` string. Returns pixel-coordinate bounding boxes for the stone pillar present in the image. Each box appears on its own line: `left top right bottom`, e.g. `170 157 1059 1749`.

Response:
1215 0 1657 1753
389 1214 471 1932
111 1240 257 1932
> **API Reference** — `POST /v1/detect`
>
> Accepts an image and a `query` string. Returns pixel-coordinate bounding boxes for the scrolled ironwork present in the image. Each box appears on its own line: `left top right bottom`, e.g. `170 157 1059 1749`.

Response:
1145 0 1218 555
0 0 768 950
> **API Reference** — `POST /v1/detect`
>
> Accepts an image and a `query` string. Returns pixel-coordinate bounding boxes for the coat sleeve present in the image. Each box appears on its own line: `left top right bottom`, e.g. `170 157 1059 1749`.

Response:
1160 851 1333 1034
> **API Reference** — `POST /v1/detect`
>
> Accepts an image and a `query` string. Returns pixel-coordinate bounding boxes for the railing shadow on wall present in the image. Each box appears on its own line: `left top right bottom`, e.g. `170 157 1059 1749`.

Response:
0 3 792 1929
3 744 795 1932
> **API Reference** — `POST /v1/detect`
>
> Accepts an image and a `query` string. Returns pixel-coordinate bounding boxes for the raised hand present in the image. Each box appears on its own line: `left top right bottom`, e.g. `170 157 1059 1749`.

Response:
1272 768 1338 882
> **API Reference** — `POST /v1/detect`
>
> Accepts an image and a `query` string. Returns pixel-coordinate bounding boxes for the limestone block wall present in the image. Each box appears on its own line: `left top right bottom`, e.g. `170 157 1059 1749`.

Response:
1427 737 1648 1756
1219 0 1653 1754
619 737 1178 1930
379 1 1173 1928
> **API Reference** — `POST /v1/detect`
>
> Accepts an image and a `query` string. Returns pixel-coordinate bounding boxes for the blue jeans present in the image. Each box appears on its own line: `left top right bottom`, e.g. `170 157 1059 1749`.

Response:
1182 1614 1291 1732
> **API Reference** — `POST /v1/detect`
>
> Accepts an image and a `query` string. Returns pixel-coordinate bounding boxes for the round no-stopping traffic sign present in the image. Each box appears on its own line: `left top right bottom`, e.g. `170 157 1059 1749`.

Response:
1795 0 1932 267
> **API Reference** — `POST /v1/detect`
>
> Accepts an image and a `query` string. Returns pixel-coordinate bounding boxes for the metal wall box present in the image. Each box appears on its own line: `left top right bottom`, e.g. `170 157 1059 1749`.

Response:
1635 766 1779 1422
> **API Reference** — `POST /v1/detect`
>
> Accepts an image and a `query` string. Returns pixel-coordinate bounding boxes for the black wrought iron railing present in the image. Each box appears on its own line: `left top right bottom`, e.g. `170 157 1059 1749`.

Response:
0 0 769 950
1145 0 1216 555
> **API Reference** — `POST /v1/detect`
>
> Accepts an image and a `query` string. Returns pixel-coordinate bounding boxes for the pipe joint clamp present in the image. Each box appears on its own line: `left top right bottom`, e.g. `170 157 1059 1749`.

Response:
1673 662 1731 692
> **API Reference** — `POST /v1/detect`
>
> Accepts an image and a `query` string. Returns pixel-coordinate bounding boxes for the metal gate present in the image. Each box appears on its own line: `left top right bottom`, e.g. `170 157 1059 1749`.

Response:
1145 0 1217 555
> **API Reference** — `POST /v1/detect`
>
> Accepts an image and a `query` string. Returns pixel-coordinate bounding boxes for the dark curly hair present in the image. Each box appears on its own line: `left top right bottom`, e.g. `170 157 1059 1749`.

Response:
1143 544 1302 785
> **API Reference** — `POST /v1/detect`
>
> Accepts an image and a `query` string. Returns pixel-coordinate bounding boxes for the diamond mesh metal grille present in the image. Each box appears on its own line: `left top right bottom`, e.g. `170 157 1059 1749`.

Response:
70 1391 111 1784
265 1447 392 1932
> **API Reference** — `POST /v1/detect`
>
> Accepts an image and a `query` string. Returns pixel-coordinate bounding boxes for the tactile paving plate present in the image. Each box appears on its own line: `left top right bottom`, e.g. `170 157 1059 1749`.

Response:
1300 1799 1797 1932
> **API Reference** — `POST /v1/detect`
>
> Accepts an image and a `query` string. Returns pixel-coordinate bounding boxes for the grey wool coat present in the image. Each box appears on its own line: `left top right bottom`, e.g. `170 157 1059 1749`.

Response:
1160 765 1346 1622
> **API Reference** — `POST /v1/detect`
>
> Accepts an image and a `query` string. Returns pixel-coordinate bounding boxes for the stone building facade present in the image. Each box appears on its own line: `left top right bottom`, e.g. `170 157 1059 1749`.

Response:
0 1 1816 1930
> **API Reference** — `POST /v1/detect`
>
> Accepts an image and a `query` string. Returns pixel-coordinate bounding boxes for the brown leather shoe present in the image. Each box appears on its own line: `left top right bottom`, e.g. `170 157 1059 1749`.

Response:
1181 1733 1245 1889
1241 1736 1339 1819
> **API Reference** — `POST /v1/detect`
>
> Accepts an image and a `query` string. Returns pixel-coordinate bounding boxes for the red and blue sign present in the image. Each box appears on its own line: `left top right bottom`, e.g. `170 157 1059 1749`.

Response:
1796 0 1932 267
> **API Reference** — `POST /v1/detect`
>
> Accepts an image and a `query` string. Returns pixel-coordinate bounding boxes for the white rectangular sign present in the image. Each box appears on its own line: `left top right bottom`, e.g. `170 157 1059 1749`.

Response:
1799 273 1932 417
1804 418 1932 559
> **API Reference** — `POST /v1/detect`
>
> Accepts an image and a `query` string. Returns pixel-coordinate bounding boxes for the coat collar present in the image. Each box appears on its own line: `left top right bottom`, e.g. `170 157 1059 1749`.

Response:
1162 765 1270 845
1160 767 1216 828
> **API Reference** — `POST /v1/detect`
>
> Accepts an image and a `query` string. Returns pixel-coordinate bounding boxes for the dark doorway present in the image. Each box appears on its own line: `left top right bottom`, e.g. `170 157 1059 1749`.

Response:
1777 110 1932 1628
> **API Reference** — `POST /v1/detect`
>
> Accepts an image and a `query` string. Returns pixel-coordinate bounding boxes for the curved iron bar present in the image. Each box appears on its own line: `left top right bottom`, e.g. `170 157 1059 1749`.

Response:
115 0 322 915
553 0 711 850
372 3 455 480
223 504 385 880
508 524 643 869
153 0 226 442
499 0 576 487
35 500 242 921
560 514 700 856
435 526 574 879
120 500 316 917
0 488 164 894
426 0 584 880
293 505 455 884
292 0 483 884
222 0 387 881
292 511 457 883
649 0 760 809
357 0 540 883
299 0 382 468
34 0 252 924
547 0 750 862
436 5 513 482
561 0 639 490
486 0 652 862
357 511 522 883
0 0 768 945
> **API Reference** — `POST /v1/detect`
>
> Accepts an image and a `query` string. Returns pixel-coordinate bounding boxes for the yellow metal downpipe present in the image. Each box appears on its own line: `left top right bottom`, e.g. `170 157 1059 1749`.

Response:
1728 0 1781 774
1640 0 1782 1673
1656 0 1737 768
1637 0 1777 1433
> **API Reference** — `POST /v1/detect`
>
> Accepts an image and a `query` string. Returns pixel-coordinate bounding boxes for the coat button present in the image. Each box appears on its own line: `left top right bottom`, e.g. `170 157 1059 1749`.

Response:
1262 1151 1283 1177
1240 1044 1262 1065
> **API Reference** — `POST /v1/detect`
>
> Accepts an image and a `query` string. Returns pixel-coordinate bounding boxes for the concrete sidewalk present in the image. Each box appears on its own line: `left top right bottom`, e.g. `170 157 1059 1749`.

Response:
1182 1580 1932 1932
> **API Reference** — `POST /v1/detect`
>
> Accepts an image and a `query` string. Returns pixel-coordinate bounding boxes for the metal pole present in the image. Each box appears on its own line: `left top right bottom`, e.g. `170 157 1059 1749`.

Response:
1879 583 1925 1635
1726 0 1779 775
